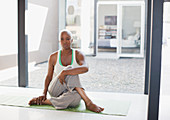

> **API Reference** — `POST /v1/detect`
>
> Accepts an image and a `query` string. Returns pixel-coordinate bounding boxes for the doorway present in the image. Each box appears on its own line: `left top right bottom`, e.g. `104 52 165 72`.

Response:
97 1 145 58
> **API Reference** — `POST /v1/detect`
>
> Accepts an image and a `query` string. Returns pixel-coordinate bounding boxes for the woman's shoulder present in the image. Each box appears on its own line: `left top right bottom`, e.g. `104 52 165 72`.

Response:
74 49 84 56
74 49 85 61
48 50 59 65
50 50 59 58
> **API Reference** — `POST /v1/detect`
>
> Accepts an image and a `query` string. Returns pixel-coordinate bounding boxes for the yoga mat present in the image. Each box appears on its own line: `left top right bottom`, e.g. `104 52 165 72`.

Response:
0 94 131 116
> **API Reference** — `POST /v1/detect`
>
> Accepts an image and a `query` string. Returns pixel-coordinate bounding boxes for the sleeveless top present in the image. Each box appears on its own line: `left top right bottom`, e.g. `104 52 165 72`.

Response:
52 49 80 79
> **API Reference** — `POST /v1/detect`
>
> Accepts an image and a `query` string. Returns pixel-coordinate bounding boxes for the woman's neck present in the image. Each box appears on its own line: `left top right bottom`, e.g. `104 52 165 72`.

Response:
61 48 72 55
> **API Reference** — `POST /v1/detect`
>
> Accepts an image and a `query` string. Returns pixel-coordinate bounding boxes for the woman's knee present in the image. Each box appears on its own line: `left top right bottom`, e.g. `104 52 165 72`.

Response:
65 75 79 81
66 75 82 87
69 92 81 107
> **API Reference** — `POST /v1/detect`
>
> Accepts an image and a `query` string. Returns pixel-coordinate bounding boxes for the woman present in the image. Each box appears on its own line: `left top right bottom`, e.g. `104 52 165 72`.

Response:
29 29 104 113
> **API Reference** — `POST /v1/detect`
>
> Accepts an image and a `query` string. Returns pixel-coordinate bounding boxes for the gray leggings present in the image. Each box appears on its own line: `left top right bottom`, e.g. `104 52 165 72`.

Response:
48 75 83 109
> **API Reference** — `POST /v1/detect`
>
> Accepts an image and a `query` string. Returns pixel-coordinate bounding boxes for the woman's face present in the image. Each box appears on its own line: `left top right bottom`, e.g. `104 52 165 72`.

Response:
60 32 73 50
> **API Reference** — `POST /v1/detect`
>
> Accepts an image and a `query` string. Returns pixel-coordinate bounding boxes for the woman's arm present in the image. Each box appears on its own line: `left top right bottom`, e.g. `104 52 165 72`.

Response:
43 54 55 96
37 54 55 104
57 50 88 84
62 50 88 76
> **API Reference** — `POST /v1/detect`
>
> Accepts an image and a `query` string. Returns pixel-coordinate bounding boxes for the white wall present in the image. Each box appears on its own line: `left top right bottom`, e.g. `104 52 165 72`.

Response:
0 0 60 70
0 0 18 70
81 0 91 54
27 0 59 64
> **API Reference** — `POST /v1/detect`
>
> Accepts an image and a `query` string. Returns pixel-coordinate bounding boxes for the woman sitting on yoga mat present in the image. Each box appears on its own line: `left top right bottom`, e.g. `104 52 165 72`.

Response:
28 29 104 113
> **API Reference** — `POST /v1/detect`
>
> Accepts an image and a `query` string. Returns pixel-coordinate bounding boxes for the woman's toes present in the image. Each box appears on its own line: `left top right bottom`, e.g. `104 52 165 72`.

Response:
99 107 104 111
28 97 37 105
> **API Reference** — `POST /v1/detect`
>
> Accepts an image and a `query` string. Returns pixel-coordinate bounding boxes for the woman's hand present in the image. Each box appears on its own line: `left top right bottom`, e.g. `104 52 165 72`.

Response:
58 70 67 85
36 94 47 105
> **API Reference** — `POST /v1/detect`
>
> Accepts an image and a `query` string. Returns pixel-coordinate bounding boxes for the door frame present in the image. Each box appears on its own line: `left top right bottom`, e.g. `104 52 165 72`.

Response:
97 1 145 58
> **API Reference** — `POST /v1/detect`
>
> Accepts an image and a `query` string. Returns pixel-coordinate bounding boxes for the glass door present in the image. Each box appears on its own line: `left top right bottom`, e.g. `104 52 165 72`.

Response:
119 3 145 58
66 0 95 55
97 3 119 56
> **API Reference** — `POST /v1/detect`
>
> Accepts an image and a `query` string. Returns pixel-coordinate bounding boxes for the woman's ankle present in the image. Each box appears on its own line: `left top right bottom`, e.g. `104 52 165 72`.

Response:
85 100 92 107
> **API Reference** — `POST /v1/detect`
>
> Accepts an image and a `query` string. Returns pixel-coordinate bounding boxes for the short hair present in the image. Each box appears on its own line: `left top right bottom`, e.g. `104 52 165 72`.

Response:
59 29 73 41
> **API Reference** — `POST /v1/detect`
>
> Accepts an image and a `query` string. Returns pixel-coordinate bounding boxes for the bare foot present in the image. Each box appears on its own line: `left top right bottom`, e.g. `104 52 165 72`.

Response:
28 97 38 105
86 101 104 113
